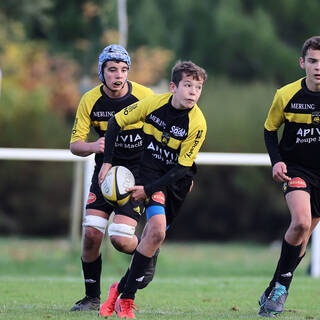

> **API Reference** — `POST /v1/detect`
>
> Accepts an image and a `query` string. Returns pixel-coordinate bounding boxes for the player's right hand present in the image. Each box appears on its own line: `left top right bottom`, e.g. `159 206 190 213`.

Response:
98 162 112 186
92 137 105 153
272 161 291 183
126 185 147 201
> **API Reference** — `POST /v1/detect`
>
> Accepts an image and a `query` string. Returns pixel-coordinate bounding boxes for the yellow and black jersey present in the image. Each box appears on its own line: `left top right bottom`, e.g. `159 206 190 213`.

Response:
114 93 207 173
265 78 320 169
70 81 154 165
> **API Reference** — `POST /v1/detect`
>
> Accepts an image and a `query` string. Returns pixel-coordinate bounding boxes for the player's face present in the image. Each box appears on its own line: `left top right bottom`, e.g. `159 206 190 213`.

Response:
300 48 320 91
170 73 203 110
103 61 129 96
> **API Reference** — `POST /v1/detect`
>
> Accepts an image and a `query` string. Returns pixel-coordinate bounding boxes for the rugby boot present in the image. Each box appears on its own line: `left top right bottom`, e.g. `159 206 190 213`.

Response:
258 291 275 317
70 296 100 311
115 298 136 319
264 282 288 315
99 282 120 317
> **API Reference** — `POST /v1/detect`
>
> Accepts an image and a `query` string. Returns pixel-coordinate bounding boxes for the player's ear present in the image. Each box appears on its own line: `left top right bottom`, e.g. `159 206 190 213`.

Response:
299 57 305 70
169 81 177 93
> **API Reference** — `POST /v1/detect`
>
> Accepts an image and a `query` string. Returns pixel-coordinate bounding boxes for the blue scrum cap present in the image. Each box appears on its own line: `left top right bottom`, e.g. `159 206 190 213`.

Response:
98 44 131 83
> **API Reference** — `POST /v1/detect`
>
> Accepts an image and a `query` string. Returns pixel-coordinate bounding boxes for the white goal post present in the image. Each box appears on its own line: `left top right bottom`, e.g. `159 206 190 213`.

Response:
0 147 320 277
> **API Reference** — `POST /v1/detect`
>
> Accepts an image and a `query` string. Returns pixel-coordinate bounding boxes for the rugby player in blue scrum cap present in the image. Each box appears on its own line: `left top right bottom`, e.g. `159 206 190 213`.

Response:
69 44 158 312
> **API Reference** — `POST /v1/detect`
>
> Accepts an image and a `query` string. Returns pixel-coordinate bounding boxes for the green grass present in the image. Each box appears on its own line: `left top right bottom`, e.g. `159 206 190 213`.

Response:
1 238 320 319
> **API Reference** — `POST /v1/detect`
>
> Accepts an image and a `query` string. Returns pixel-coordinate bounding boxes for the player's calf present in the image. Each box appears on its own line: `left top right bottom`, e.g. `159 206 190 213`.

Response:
138 248 160 289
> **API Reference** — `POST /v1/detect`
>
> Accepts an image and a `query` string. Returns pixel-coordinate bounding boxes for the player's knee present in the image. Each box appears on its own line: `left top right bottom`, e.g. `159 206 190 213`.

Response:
83 215 108 234
147 226 166 246
82 228 102 251
108 223 136 252
110 235 133 253
292 220 310 236
82 215 108 250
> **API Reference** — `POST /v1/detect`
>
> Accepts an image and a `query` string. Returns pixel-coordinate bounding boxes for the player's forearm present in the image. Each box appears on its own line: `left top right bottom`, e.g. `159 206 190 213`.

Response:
264 128 282 166
103 116 121 163
70 140 95 157
144 164 190 196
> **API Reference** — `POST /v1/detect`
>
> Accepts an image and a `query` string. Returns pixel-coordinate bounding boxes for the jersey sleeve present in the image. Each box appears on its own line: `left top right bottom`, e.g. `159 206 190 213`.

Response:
70 94 92 143
144 164 189 196
179 112 207 167
264 128 281 166
114 95 153 127
264 90 286 131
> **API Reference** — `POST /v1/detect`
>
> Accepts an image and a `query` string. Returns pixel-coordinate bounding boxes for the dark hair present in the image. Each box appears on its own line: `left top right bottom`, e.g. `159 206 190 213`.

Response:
171 61 207 86
301 36 320 60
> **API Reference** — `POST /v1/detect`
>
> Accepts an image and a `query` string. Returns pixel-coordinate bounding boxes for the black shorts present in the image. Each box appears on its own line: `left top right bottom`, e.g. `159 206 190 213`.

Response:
144 172 193 226
85 163 143 222
283 164 320 217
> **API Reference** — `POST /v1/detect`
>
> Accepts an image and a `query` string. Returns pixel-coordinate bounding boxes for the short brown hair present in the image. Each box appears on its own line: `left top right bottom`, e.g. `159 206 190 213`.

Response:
301 36 320 60
171 61 207 86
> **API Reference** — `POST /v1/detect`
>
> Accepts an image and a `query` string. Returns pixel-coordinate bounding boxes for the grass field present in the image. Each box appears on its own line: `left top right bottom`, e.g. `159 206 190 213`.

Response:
1 238 320 319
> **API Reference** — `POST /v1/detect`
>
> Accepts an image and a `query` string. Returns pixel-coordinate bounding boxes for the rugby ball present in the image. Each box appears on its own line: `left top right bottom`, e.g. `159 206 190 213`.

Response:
101 166 135 206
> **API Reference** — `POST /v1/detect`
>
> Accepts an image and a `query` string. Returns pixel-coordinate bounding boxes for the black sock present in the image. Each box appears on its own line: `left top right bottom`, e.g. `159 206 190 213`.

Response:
265 252 305 296
278 239 302 289
286 253 304 291
120 251 152 300
265 239 301 293
82 255 102 298
265 260 281 297
118 236 142 293
118 268 130 293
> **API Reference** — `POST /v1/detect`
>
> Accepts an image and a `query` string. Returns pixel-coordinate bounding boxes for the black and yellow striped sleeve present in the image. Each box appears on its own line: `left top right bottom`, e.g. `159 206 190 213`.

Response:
70 86 101 143
179 107 207 166
115 95 158 127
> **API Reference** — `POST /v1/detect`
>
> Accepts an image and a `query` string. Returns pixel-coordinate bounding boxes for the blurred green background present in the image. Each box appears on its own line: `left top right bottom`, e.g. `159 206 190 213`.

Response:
1 0 318 242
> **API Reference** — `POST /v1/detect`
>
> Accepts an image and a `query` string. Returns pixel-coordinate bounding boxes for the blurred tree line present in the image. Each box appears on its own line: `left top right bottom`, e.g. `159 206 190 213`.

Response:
1 0 319 241
2 0 319 83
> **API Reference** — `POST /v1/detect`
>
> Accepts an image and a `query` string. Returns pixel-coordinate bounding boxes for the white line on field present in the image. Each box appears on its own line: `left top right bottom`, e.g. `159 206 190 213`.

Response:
0 276 265 283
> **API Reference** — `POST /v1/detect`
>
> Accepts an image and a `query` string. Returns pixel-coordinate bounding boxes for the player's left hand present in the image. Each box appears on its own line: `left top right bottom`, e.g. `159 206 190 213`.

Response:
98 162 112 186
126 185 147 201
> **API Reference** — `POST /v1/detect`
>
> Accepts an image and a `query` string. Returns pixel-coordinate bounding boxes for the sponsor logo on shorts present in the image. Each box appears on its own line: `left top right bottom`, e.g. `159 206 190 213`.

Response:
152 192 165 204
133 206 142 215
87 192 97 204
288 177 307 188
282 182 288 192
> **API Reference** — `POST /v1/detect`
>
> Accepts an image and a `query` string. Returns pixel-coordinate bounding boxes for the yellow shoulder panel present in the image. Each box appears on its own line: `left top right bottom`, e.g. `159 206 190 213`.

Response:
115 93 172 128
264 78 303 131
70 85 102 143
